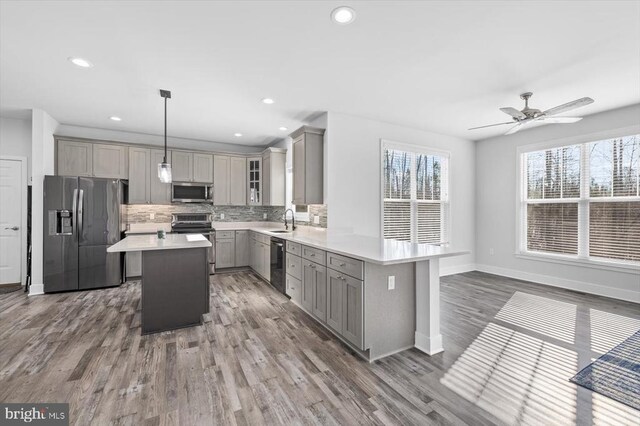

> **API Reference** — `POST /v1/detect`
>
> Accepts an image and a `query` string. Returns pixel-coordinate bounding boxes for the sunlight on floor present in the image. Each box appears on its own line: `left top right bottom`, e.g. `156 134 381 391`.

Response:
441 323 578 425
592 391 640 426
495 292 577 343
589 308 640 354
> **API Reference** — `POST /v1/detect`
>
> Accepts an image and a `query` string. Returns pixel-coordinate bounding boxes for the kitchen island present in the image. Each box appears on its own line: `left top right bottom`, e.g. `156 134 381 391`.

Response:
213 222 469 360
107 233 212 334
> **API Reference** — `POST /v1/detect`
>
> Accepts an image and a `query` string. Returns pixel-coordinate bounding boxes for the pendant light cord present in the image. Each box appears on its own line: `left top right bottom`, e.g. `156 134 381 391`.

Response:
163 96 168 163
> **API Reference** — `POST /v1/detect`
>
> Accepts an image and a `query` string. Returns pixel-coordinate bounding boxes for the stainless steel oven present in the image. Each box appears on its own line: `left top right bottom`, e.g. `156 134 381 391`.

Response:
171 182 213 203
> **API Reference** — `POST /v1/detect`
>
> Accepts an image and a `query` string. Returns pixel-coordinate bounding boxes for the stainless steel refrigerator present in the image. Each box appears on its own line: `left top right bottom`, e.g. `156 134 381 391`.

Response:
43 176 126 292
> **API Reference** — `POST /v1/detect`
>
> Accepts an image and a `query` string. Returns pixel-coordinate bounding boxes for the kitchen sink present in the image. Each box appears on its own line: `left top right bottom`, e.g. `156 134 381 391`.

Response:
268 230 292 234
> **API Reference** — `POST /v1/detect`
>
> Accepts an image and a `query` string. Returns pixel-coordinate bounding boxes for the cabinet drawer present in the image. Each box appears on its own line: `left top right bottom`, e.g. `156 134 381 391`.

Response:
327 252 363 280
286 253 302 280
302 245 326 265
216 230 235 240
286 274 301 304
286 241 301 256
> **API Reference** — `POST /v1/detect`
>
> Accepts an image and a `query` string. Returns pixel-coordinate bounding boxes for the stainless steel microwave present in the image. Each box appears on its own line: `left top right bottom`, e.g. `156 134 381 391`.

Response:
171 182 213 203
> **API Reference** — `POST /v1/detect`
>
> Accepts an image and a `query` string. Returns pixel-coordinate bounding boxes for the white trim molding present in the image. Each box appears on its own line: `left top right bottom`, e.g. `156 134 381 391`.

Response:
475 263 640 303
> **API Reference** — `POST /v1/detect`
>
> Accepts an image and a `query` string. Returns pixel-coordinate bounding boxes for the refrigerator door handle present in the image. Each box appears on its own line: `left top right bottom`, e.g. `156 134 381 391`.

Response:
78 189 84 240
72 188 79 240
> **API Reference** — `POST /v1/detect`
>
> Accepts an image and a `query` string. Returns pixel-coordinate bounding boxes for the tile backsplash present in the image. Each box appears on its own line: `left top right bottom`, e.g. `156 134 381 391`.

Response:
125 203 328 228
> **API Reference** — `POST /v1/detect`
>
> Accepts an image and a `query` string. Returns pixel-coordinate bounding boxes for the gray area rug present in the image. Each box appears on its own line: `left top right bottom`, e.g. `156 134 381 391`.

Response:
570 329 640 410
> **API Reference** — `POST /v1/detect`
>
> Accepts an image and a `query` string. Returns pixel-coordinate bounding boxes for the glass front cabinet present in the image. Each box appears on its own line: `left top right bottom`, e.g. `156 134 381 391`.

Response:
247 157 262 205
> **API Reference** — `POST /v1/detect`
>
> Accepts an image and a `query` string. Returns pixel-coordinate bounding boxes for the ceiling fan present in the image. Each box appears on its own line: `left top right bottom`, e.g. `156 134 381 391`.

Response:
469 92 594 135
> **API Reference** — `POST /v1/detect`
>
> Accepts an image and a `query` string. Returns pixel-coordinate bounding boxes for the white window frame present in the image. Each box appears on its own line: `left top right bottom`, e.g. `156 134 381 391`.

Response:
380 139 451 244
516 125 640 272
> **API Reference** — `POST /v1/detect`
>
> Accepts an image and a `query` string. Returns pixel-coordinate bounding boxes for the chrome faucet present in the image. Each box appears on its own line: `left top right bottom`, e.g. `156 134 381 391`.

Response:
284 208 296 231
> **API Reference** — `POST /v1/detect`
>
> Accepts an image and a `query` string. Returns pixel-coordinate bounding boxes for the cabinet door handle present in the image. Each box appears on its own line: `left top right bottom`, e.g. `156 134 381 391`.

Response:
339 263 346 267
309 253 315 257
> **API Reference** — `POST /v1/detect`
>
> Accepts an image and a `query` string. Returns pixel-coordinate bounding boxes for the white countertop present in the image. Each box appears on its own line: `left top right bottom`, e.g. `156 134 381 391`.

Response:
213 222 468 265
107 233 212 253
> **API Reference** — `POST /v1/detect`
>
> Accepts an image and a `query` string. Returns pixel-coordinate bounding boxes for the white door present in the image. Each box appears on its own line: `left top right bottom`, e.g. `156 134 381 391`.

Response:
0 158 24 285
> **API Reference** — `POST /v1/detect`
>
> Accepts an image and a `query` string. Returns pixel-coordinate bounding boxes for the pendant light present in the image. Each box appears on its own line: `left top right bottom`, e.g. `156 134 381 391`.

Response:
158 89 172 183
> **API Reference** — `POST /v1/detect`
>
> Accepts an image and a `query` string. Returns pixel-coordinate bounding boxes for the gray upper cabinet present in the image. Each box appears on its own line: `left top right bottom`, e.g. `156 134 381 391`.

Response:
92 143 128 179
171 150 193 182
262 148 286 206
150 150 172 204
229 157 246 206
193 153 213 183
128 147 151 203
57 139 93 177
213 155 230 205
290 126 324 205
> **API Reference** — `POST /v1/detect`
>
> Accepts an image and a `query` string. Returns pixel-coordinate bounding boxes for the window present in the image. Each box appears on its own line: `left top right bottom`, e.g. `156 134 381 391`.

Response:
382 142 449 243
521 134 640 265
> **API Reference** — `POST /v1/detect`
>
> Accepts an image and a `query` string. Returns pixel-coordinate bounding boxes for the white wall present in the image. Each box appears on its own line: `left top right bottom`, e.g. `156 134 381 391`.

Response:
29 109 59 295
475 103 640 302
325 112 476 275
56 124 265 154
0 116 32 180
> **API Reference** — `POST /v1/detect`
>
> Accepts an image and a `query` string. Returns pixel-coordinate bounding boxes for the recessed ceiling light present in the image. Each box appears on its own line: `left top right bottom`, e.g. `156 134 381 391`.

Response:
68 57 93 68
261 98 275 104
234 133 243 137
109 116 122 122
279 126 288 131
331 6 356 24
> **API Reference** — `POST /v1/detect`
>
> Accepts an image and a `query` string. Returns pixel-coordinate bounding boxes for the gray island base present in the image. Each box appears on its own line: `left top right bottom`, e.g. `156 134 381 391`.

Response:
107 234 212 335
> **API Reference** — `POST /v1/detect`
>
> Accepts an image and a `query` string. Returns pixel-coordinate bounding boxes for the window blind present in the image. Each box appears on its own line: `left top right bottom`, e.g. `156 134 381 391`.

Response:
522 134 640 265
383 145 449 244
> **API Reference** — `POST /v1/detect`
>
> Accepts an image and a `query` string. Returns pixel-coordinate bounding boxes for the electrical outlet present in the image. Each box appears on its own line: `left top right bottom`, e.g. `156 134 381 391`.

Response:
150 213 155 220
263 213 268 219
220 213 225 220
489 248 495 255
388 276 395 290
314 215 320 224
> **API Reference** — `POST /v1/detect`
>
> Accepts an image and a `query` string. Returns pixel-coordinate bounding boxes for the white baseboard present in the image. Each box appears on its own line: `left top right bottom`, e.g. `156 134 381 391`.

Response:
475 263 640 303
28 283 44 296
440 263 476 277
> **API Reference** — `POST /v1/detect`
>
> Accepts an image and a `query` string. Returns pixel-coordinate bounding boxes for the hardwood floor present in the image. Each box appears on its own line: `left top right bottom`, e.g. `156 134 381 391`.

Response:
1 271 639 425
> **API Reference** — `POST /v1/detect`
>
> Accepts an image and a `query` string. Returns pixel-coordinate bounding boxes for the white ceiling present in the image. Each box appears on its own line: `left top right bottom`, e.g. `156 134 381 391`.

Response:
1 1 639 146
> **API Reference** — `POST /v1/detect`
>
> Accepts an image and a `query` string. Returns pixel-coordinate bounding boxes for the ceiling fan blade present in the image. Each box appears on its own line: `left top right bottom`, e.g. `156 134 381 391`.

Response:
543 97 594 116
540 116 583 124
468 121 515 130
504 124 522 135
499 107 526 119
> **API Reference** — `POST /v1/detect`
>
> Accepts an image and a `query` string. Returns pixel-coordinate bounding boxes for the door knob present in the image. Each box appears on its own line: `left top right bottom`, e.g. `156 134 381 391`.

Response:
5 226 19 231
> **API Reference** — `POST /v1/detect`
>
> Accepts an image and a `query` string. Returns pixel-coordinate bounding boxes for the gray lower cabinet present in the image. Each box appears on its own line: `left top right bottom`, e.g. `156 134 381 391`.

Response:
301 261 314 312
286 274 302 304
128 147 151 203
150 150 172 204
311 264 327 321
93 143 128 179
125 251 142 278
235 230 249 267
342 274 363 348
326 269 344 333
57 139 93 177
216 235 235 269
